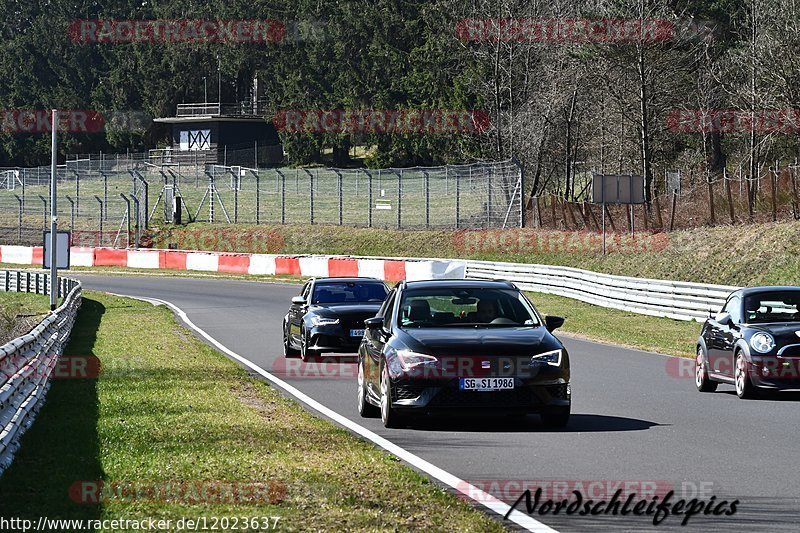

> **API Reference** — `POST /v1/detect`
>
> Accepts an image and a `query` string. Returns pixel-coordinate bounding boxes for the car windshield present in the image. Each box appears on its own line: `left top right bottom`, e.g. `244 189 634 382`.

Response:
744 291 800 323
312 281 388 304
397 287 540 328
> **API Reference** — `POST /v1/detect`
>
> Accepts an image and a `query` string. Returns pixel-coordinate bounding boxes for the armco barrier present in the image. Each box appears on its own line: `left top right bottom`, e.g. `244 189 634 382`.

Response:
0 244 736 320
0 271 82 475
465 260 737 321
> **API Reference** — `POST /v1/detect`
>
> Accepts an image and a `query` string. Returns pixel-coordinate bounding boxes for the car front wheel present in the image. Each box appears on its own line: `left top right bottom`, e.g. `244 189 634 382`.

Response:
735 352 758 399
357 357 379 418
695 346 718 392
300 327 310 361
283 322 299 357
380 363 405 428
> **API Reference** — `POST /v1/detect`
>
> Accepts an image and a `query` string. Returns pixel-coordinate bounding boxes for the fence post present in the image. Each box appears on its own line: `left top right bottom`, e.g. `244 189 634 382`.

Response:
791 161 799 220
101 171 108 220
120 193 131 248
66 195 75 235
74 170 80 217
397 170 402 229
38 194 47 230
770 161 778 222
95 196 104 246
455 169 461 229
275 169 286 224
365 169 373 228
423 171 430 228
487 166 493 228
337 170 343 225
252 169 260 224
131 195 141 248
14 195 22 243
230 170 239 224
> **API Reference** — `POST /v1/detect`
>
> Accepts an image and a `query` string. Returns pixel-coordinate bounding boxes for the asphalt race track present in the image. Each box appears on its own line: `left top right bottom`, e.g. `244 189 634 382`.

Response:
76 274 800 532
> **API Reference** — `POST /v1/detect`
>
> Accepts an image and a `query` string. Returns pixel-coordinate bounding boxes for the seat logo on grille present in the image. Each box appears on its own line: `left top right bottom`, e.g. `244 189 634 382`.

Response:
481 361 490 369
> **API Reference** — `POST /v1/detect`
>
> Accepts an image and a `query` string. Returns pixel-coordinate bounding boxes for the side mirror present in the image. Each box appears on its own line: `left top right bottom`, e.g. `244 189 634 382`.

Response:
364 316 384 330
715 312 732 326
291 296 307 306
545 315 565 332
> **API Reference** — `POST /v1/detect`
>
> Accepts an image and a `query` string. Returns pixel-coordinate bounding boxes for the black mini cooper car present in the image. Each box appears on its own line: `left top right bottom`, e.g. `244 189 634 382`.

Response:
696 286 800 398
356 279 571 428
283 277 389 360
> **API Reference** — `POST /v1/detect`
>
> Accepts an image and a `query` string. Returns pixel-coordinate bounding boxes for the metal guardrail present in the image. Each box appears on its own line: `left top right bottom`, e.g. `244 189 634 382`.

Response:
0 271 81 474
465 260 739 321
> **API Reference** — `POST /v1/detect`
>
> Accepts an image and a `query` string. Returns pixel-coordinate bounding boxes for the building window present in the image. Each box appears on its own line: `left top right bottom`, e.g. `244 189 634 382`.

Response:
179 129 211 151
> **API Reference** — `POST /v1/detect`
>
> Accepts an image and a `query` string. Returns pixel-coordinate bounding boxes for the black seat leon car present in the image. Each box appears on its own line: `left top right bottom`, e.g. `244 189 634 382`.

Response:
356 279 571 428
283 277 389 360
696 286 800 398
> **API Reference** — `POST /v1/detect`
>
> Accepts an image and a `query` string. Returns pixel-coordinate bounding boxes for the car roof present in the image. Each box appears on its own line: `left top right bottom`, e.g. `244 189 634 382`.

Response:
401 279 516 290
313 277 383 283
733 286 800 297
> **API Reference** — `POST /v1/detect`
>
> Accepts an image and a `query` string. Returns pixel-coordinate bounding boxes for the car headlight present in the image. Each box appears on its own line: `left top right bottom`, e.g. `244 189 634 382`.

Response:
396 349 438 371
311 316 340 326
750 332 775 353
531 349 562 366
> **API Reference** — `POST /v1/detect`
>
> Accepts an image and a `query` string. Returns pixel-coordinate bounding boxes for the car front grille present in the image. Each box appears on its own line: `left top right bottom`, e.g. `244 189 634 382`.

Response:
547 383 569 400
428 387 541 408
779 345 800 358
393 383 426 401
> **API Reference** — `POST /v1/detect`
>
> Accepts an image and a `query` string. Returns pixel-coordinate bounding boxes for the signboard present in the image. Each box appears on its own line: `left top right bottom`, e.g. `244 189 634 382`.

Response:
43 230 71 269
591 174 645 204
666 170 681 195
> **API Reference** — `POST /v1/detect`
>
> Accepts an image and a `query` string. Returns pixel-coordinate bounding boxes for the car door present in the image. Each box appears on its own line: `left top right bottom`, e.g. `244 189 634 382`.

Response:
290 281 311 344
708 295 741 378
365 289 396 396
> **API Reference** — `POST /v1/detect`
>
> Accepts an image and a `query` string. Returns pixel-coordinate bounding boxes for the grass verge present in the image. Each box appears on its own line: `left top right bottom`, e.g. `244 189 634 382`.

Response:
528 292 699 358
0 291 51 344
0 291 503 531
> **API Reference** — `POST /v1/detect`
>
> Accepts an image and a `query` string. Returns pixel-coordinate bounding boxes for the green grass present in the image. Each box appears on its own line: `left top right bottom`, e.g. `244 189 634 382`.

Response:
0 291 503 531
144 219 800 288
0 290 51 344
527 292 699 358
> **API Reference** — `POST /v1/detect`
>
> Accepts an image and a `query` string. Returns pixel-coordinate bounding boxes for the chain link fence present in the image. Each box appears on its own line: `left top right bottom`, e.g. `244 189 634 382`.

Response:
0 156 523 247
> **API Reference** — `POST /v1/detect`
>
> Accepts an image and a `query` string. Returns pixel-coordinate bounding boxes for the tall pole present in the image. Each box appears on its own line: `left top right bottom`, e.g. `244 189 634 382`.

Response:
49 109 58 311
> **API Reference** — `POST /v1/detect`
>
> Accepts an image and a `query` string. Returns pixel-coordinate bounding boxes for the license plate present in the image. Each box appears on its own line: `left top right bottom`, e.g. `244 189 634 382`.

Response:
459 378 515 391
350 329 365 337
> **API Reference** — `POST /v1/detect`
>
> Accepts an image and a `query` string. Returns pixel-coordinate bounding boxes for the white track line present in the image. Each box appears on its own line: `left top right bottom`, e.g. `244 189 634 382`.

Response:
112 293 557 533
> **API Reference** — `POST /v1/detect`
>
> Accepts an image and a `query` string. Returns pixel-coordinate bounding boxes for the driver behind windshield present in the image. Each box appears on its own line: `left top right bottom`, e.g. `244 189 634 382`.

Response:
474 299 499 323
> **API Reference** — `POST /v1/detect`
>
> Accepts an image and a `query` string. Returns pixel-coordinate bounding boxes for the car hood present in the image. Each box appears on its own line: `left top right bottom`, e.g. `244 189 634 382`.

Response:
747 323 800 344
398 326 559 356
309 303 382 318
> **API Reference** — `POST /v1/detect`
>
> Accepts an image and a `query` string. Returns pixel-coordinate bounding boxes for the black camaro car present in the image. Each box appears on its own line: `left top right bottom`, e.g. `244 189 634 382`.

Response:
283 277 389 360
696 286 800 398
356 279 571 428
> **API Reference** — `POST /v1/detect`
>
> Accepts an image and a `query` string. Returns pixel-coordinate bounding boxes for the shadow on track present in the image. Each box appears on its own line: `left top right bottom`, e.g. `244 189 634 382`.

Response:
401 413 663 433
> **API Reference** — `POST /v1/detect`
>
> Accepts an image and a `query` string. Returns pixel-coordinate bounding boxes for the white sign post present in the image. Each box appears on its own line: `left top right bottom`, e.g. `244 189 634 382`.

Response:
49 109 58 311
